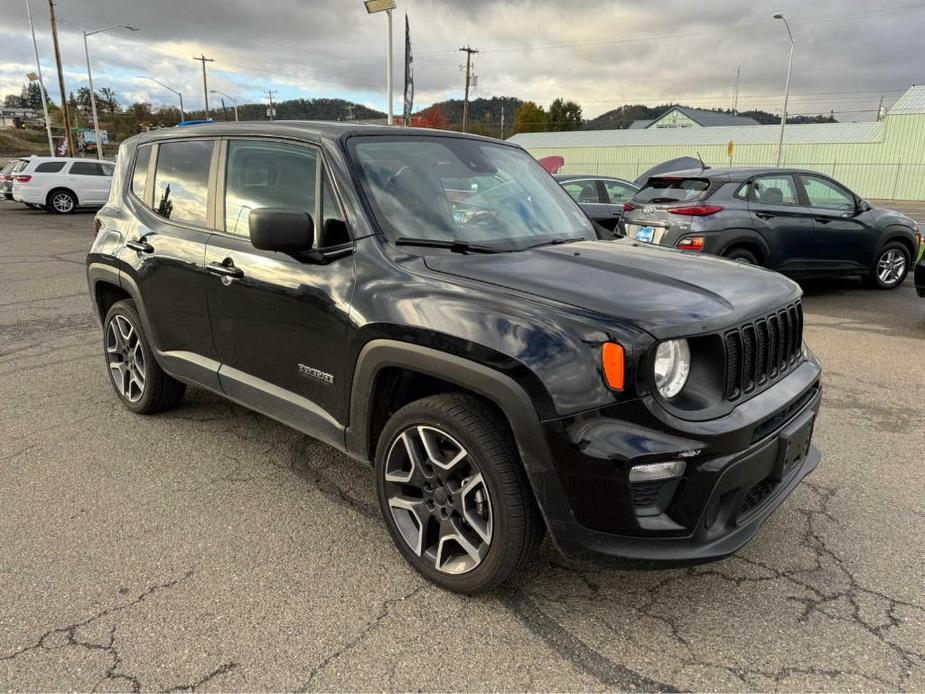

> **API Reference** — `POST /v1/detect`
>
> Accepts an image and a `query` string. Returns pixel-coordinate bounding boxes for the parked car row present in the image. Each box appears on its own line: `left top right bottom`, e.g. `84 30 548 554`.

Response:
1 155 114 213
558 167 921 290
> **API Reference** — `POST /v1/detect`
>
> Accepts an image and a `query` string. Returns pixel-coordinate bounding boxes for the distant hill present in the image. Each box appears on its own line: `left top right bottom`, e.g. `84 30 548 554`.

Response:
187 97 385 122
413 96 524 130
585 104 837 130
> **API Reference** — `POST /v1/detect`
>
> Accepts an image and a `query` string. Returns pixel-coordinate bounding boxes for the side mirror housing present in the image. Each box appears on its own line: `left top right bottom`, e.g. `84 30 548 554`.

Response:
249 207 314 253
857 199 872 213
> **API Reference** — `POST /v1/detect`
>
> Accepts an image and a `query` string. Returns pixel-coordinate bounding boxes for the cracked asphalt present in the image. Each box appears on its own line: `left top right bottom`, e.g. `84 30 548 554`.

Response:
1 199 923 692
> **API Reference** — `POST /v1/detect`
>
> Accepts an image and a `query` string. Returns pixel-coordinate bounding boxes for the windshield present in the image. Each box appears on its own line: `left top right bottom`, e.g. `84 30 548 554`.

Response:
348 136 595 249
633 177 711 204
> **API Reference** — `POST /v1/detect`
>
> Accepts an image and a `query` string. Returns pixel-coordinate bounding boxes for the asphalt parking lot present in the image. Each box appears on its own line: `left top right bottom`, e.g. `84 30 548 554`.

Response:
1 200 923 692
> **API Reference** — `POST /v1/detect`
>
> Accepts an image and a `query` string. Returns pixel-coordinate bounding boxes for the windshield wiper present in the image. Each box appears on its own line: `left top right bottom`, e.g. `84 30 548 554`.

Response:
523 236 586 250
394 237 504 254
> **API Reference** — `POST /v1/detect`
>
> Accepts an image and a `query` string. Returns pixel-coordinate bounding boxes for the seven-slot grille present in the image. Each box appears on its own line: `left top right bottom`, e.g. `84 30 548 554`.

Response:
724 302 803 401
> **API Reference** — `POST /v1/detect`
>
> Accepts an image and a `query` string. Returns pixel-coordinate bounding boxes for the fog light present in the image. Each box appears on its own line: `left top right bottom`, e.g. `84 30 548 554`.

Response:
629 460 686 483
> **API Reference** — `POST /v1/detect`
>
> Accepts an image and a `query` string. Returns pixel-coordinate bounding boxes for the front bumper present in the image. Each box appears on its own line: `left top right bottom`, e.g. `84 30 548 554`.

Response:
536 358 822 563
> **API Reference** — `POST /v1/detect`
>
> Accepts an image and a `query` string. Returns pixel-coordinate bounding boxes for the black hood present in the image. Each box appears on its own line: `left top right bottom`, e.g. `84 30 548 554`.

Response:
423 240 801 338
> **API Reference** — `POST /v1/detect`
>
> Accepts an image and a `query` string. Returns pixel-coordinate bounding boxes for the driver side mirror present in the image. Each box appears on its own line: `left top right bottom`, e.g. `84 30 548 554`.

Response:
249 207 314 253
857 199 872 213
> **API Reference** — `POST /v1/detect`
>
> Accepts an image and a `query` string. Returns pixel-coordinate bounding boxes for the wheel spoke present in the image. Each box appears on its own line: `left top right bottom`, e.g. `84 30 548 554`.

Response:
436 516 487 574
418 426 467 471
388 495 429 557
385 431 422 484
459 473 493 544
110 361 128 396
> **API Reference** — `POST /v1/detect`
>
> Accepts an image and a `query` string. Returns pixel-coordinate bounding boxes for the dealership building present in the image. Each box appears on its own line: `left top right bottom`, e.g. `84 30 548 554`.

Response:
509 85 925 200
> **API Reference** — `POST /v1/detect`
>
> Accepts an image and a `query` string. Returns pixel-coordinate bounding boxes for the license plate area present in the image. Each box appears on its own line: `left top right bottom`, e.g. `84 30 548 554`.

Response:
627 224 655 243
775 412 815 482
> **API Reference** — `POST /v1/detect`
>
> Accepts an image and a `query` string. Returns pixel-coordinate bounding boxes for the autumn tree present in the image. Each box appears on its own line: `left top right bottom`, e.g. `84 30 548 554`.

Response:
514 101 547 133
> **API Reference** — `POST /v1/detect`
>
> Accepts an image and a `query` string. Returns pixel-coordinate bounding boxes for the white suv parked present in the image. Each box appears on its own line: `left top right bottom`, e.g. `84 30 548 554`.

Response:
12 157 114 214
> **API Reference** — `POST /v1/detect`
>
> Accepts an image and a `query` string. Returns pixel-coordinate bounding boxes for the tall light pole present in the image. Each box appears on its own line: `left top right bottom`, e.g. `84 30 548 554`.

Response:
210 90 238 121
83 23 139 159
193 55 214 118
25 0 54 155
365 0 396 125
139 76 185 122
773 12 795 167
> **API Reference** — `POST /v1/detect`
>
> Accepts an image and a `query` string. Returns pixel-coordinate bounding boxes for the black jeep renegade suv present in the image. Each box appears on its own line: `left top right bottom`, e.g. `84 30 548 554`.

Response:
86 123 822 593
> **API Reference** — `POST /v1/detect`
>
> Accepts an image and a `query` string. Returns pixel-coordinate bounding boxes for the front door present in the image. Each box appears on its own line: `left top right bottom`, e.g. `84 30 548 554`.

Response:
205 138 355 442
745 174 814 273
798 174 876 272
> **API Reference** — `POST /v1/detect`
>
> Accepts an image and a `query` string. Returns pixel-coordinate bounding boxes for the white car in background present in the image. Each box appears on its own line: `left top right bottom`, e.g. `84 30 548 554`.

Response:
12 157 114 214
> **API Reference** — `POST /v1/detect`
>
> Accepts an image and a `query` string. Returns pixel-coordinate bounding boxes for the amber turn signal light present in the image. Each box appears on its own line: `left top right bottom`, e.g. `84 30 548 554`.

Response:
602 342 625 391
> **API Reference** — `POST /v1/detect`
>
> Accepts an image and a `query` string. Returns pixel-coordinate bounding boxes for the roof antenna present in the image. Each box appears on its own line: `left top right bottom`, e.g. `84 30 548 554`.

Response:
696 151 706 172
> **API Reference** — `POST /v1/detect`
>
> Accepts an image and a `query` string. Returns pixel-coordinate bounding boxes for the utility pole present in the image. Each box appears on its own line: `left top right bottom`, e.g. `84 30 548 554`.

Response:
876 95 884 122
500 105 504 140
459 45 478 132
48 0 72 156
265 89 277 120
26 0 54 155
193 54 214 118
732 66 741 114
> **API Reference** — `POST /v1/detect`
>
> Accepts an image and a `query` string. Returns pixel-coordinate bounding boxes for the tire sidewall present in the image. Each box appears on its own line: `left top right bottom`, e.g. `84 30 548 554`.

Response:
103 300 157 413
870 243 910 289
726 248 758 265
374 399 520 593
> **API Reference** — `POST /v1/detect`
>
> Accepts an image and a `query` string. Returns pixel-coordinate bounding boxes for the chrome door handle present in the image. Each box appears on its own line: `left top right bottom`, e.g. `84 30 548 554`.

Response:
207 260 244 279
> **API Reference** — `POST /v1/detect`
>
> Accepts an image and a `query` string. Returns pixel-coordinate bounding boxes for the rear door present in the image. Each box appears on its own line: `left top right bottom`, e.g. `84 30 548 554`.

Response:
560 178 614 230
744 174 814 273
600 179 638 232
798 174 875 271
122 138 221 388
66 161 111 204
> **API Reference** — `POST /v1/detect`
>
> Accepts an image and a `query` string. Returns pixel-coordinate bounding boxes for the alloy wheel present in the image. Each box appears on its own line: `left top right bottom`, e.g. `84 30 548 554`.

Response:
384 425 493 574
51 192 74 213
877 249 906 286
106 315 146 402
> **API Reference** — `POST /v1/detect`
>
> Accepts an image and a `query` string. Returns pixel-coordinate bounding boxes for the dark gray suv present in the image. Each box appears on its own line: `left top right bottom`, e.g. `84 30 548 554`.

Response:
620 167 920 289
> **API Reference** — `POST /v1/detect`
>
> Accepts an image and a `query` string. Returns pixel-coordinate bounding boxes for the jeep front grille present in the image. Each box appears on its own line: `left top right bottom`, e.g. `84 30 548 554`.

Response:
724 302 803 401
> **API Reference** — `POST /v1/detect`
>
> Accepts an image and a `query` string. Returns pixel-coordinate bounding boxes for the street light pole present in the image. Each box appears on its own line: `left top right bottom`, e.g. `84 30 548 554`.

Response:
139 76 185 122
83 24 139 159
25 0 54 155
364 0 397 125
773 12 795 167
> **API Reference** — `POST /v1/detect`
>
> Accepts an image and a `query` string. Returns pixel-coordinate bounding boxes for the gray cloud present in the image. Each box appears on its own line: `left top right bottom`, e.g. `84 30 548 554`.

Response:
2 0 922 119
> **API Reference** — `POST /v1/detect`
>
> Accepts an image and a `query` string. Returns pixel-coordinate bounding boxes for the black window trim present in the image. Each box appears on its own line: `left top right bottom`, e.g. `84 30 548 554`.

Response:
129 142 156 208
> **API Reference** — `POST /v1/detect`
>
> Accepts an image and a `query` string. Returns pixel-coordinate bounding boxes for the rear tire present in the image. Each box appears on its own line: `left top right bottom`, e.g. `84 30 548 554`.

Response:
725 247 759 265
46 188 76 214
864 242 910 290
375 393 544 593
103 299 186 414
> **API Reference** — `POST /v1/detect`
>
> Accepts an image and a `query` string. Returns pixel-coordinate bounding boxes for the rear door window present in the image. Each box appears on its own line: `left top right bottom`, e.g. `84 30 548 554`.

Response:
748 175 800 206
35 161 66 173
69 161 107 176
562 180 601 203
153 139 214 227
634 177 710 204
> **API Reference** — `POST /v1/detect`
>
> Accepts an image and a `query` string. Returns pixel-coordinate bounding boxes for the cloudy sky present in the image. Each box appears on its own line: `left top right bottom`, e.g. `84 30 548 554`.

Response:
2 0 923 121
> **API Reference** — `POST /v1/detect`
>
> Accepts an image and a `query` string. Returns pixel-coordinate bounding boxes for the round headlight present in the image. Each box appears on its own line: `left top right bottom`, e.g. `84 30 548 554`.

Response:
653 339 691 399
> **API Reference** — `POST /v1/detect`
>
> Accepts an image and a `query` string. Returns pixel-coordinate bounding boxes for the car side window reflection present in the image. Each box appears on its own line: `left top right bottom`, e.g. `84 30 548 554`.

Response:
748 175 800 206
225 140 318 237
153 140 213 226
801 175 855 211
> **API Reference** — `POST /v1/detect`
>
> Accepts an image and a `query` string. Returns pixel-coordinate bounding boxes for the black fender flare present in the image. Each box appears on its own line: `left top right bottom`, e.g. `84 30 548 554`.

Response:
875 226 917 262
345 339 576 541
718 230 770 262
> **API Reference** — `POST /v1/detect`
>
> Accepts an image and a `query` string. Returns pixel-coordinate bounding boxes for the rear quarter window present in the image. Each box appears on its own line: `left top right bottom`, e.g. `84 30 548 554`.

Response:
633 177 710 204
131 145 152 200
34 161 66 173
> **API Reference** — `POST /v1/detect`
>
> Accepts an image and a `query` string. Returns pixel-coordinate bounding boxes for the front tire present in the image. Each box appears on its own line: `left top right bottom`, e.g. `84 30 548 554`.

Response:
375 393 544 593
47 189 77 214
103 299 185 414
864 242 910 289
